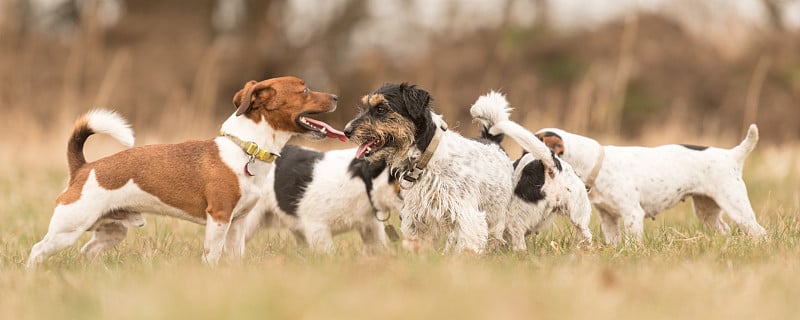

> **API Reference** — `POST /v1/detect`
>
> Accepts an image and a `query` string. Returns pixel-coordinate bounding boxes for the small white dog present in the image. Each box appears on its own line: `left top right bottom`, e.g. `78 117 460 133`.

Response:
245 145 402 253
470 92 593 251
534 126 766 244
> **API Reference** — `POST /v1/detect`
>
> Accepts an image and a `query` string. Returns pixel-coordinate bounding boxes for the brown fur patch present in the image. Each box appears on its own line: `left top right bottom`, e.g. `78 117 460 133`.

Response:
361 94 386 108
232 76 338 133
67 116 92 180
57 141 241 223
536 132 565 155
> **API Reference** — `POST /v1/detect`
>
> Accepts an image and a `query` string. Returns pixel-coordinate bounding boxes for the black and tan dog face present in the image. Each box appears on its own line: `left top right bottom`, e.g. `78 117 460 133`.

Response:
343 83 435 162
535 131 565 156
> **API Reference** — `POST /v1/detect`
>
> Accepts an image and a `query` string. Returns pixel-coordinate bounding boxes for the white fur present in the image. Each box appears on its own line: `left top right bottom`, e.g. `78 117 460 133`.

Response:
535 125 766 244
85 109 135 147
245 147 402 253
470 91 554 169
396 118 513 253
26 110 294 268
470 92 592 251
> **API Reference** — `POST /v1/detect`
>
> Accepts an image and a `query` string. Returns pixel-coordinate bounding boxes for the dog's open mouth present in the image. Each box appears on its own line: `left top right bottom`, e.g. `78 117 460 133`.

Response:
355 138 385 159
297 113 347 142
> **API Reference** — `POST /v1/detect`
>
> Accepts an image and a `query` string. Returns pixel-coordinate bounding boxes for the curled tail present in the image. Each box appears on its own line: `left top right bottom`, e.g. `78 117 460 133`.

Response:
731 124 758 164
469 91 555 169
67 110 134 178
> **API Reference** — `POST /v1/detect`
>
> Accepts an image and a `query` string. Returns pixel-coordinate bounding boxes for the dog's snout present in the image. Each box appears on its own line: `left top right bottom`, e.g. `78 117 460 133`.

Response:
331 94 339 102
343 127 353 138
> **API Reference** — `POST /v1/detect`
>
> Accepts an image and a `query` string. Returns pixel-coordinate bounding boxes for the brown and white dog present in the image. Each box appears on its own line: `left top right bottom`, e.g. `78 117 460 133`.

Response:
26 76 344 268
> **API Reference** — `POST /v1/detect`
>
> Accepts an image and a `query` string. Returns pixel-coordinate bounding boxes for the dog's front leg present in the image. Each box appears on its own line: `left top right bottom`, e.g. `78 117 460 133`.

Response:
399 210 421 253
223 214 249 259
203 208 233 265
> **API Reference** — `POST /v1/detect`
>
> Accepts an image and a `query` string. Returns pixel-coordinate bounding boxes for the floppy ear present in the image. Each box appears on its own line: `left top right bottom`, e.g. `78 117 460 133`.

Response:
232 81 276 116
538 132 565 155
402 85 432 120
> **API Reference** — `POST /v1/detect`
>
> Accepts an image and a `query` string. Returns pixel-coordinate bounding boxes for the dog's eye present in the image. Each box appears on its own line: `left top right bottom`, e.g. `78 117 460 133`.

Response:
375 106 388 114
303 88 309 94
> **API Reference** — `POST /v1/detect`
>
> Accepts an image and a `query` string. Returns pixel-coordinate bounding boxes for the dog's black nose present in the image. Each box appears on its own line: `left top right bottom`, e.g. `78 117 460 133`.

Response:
343 127 353 138
331 94 339 102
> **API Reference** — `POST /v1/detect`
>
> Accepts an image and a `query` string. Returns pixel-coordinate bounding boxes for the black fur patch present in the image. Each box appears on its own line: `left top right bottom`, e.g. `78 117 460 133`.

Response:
551 152 563 172
470 125 505 150
680 144 709 151
274 146 324 215
538 131 562 141
347 158 388 202
513 151 562 172
373 83 437 152
515 159 548 203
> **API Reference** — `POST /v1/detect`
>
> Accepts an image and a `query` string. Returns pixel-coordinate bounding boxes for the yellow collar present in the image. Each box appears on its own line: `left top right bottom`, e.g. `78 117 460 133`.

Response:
220 131 279 163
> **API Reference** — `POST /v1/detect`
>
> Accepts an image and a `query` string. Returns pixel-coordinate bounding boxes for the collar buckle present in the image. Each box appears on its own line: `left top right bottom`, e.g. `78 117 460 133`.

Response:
403 167 423 183
244 141 260 155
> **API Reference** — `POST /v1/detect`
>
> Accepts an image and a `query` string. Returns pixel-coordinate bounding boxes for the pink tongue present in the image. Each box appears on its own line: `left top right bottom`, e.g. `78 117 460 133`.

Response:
304 118 348 142
355 140 376 159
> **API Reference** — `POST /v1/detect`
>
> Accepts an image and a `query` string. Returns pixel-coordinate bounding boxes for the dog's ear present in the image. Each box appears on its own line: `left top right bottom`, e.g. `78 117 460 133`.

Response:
401 84 432 120
537 131 565 155
233 80 277 116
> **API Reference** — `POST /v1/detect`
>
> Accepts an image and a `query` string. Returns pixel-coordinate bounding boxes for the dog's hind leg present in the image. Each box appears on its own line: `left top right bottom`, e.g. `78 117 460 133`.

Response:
452 209 489 254
691 195 730 234
712 184 767 238
81 221 129 261
80 210 146 261
27 203 105 268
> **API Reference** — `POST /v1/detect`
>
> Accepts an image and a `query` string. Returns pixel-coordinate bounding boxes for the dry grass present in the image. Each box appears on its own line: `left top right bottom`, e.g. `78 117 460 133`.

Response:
0 116 798 319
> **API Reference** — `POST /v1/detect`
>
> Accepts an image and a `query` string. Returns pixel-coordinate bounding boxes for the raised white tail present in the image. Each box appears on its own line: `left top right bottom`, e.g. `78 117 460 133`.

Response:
67 109 134 178
731 124 758 165
470 91 555 169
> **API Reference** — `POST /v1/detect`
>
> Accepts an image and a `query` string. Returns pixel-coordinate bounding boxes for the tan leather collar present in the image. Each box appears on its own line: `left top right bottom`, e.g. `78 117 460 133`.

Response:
401 122 448 185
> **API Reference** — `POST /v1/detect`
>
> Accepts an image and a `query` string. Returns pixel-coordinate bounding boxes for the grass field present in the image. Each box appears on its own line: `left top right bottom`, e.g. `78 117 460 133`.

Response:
1 135 799 320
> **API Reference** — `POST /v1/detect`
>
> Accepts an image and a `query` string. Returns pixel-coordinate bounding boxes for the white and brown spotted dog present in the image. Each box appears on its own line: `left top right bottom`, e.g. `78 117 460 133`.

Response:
244 146 402 253
534 126 766 244
26 76 344 268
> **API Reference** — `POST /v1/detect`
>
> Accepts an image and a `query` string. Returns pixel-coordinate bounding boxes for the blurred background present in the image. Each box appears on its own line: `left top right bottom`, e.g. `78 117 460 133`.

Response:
1 0 799 154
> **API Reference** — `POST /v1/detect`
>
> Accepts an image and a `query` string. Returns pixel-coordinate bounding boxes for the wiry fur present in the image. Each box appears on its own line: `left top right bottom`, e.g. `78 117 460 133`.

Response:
534 125 766 244
344 83 513 253
244 146 402 253
470 91 592 251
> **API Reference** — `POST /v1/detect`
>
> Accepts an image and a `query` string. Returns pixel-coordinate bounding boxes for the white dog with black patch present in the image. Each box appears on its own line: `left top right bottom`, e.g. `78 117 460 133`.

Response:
244 146 402 253
470 91 593 251
534 126 766 244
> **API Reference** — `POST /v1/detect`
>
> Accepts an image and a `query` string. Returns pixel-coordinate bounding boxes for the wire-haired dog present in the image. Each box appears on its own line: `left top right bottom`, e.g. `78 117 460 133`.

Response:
244 145 402 253
342 83 513 253
470 91 592 251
